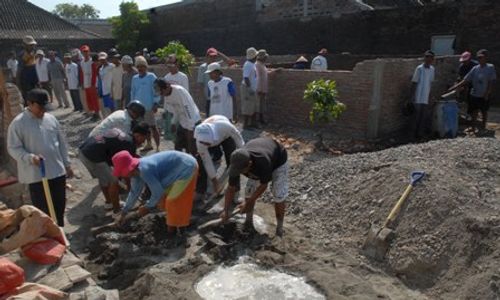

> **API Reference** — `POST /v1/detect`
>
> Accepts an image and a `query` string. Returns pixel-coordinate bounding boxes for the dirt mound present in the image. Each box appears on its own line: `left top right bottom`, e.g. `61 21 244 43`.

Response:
286 137 500 299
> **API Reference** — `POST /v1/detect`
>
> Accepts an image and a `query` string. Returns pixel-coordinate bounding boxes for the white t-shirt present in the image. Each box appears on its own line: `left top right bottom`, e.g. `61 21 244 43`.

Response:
311 55 328 71
111 64 123 100
88 110 132 139
164 72 189 92
65 62 79 90
195 115 244 179
6 59 18 77
99 63 115 96
35 58 50 82
163 85 201 130
412 64 435 104
208 77 234 120
242 61 257 92
81 58 93 88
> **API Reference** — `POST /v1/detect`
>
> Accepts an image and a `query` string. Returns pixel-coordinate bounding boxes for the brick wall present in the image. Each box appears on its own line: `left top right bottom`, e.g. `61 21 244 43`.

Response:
151 56 457 140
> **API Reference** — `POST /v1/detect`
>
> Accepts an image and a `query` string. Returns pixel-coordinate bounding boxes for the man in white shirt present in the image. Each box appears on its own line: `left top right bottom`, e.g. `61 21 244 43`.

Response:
6 52 18 83
98 52 115 115
155 78 201 155
110 52 124 110
311 48 328 71
64 53 83 112
164 54 189 92
241 47 258 128
35 50 52 102
411 50 435 139
194 115 244 197
205 62 237 121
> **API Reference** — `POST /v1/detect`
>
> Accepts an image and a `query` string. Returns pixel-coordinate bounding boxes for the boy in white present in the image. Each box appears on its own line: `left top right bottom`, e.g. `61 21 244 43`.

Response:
411 50 435 139
205 62 237 121
155 79 201 155
164 54 189 92
241 47 258 128
194 115 244 195
64 53 83 111
98 52 115 114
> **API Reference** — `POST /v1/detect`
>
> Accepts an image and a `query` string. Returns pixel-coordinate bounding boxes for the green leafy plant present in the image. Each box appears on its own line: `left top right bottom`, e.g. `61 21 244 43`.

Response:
155 41 195 74
303 79 346 123
110 2 150 55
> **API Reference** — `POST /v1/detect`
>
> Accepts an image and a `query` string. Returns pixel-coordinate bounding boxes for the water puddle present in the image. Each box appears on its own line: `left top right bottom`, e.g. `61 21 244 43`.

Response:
195 260 325 300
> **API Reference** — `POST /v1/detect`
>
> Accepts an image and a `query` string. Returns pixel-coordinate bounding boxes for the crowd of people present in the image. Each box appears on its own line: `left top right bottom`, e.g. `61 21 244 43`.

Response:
5 35 293 244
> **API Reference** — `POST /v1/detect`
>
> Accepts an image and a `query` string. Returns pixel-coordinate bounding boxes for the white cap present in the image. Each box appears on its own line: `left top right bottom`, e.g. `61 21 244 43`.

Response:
194 123 218 144
205 62 222 74
98 52 108 60
35 49 44 56
246 47 257 60
121 55 133 65
23 35 37 45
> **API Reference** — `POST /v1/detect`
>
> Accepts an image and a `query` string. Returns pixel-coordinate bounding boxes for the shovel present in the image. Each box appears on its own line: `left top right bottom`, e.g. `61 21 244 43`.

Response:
40 158 71 248
362 171 425 261
197 208 240 233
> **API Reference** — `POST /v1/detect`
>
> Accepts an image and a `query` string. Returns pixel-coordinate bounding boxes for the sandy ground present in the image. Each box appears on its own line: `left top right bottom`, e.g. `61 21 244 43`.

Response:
49 104 500 299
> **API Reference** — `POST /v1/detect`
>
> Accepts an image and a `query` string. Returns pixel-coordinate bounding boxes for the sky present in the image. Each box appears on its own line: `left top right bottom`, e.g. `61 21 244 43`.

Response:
29 0 181 18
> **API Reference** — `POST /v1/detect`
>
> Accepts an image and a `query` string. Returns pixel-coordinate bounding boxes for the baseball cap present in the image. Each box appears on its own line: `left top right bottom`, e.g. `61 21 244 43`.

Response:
459 51 472 62
246 47 257 60
98 52 108 60
477 49 488 57
318 48 328 55
194 123 217 144
112 151 140 177
228 149 251 178
23 35 37 45
35 49 44 56
205 62 222 74
424 50 435 57
80 45 90 52
121 55 133 65
206 47 218 57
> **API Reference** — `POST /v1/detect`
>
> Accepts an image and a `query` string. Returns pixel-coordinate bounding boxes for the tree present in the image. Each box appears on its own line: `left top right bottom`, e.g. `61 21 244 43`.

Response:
110 2 150 55
53 3 100 19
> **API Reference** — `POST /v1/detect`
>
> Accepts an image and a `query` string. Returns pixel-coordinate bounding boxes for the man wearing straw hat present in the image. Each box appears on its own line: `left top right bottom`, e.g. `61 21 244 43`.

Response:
7 89 73 226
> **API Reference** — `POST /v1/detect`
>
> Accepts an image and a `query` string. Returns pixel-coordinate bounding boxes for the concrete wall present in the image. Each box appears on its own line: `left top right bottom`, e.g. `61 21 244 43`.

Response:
151 56 457 140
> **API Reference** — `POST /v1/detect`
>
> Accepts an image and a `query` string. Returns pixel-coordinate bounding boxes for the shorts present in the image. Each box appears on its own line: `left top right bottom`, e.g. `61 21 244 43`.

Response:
240 83 258 116
144 110 156 127
469 96 490 112
79 151 117 186
245 162 289 203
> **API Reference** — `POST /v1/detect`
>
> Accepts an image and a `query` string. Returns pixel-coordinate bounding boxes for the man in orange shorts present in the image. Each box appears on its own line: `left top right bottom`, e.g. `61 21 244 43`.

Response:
112 150 198 242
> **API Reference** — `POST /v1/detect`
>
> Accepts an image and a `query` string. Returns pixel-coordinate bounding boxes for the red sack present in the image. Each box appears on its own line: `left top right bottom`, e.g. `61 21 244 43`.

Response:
0 257 25 295
21 238 66 265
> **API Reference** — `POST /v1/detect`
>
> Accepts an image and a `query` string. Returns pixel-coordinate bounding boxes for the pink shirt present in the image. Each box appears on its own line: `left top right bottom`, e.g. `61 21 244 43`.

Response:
255 61 268 94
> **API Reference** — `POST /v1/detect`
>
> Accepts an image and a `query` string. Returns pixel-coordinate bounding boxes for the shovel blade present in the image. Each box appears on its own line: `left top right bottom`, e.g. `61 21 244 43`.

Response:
362 224 395 261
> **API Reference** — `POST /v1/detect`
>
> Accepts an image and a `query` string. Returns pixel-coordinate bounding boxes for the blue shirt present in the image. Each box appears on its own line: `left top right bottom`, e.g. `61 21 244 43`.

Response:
464 63 497 98
123 151 198 212
131 72 158 111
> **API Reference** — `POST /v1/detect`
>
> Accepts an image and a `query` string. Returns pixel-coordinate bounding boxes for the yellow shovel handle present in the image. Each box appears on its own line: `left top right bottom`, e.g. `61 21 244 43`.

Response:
42 178 58 224
383 184 413 228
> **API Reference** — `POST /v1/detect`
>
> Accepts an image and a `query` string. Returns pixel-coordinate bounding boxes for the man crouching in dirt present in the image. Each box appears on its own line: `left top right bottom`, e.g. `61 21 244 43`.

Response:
79 123 150 213
221 137 289 237
112 150 198 243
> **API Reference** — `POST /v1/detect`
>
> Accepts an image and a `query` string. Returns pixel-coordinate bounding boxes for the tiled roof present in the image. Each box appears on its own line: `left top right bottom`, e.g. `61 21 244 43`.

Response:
0 0 105 40
69 19 113 39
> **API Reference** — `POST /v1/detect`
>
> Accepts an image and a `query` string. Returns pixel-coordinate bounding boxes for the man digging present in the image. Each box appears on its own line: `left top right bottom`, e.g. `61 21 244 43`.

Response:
221 137 289 237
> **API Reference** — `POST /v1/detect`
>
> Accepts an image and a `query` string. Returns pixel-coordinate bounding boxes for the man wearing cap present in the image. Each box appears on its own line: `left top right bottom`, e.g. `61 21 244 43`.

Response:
221 137 288 237
411 50 435 139
89 100 146 139
205 62 237 121
111 51 124 110
241 47 258 128
7 89 74 227
449 49 497 131
113 150 199 243
155 78 201 155
6 51 18 83
35 50 52 102
17 35 39 101
311 48 328 71
194 115 244 198
47 51 70 109
79 123 149 213
97 52 116 115
131 56 160 152
164 54 189 92
121 55 137 109
457 51 478 118
64 53 83 112
80 45 100 120
197 48 234 115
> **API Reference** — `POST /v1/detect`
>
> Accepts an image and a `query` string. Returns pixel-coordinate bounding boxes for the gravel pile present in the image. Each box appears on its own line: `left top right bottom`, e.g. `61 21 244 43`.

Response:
286 137 500 298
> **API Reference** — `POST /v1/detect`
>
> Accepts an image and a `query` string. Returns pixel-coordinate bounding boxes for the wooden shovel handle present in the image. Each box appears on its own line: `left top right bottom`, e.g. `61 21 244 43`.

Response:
383 184 413 228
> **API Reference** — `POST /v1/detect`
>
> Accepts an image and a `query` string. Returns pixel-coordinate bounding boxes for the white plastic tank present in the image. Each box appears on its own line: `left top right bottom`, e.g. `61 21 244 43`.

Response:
433 99 459 138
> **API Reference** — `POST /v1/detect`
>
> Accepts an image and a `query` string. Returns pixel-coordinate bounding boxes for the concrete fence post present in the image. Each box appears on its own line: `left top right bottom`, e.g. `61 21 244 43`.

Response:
367 59 385 139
